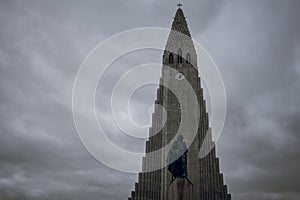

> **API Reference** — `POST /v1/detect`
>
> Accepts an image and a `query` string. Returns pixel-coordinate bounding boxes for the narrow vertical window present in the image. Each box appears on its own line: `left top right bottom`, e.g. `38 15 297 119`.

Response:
186 53 191 64
178 116 181 124
169 53 173 64
178 49 183 64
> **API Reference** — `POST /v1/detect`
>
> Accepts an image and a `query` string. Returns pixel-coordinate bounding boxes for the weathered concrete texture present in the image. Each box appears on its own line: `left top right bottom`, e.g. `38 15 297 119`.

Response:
168 178 193 200
127 7 231 200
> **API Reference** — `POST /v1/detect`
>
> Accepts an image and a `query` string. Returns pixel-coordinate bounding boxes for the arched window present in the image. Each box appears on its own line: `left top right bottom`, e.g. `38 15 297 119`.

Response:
186 53 191 64
178 49 183 64
169 53 173 64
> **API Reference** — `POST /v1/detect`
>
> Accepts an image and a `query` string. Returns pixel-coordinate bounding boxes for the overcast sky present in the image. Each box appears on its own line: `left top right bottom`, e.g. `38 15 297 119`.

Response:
1 0 300 200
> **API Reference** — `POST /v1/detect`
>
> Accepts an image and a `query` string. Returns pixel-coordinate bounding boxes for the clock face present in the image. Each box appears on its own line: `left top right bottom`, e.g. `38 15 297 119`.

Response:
175 73 185 81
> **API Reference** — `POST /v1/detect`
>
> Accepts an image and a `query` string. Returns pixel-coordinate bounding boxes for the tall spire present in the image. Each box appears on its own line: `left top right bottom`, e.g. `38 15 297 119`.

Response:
171 7 191 36
127 6 231 200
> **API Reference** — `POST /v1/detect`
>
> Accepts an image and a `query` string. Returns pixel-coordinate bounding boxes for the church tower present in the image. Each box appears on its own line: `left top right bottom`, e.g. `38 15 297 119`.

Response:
128 6 231 200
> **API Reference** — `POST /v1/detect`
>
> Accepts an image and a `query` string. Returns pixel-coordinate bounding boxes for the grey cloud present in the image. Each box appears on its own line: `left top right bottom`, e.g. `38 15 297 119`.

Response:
0 0 299 200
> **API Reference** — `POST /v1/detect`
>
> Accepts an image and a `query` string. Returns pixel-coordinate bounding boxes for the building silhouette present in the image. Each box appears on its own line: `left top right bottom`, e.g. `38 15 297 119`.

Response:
128 6 231 200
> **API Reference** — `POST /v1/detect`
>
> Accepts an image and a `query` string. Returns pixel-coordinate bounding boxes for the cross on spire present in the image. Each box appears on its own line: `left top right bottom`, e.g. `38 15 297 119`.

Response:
177 3 182 8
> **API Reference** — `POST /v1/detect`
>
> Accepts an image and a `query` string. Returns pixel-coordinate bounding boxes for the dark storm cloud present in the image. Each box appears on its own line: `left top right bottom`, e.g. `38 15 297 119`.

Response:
0 0 299 200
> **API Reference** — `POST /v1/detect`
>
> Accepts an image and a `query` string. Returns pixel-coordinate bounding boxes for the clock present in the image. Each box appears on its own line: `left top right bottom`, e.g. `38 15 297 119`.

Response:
175 73 185 81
